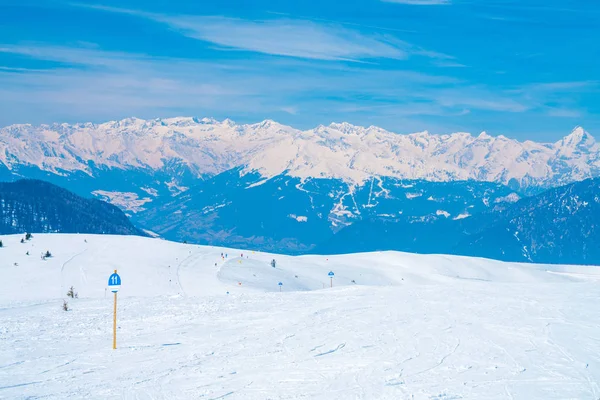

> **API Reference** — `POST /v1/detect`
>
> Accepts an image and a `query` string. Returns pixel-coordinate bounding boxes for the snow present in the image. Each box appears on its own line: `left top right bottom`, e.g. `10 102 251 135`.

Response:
494 192 521 203
436 210 450 218
288 214 308 222
91 190 152 213
140 187 159 197
1 119 598 189
165 178 189 196
245 179 269 189
1 233 600 399
453 212 471 220
405 192 423 199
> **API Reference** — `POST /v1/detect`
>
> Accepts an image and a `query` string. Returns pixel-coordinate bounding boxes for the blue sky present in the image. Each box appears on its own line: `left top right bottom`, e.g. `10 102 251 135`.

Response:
0 0 598 141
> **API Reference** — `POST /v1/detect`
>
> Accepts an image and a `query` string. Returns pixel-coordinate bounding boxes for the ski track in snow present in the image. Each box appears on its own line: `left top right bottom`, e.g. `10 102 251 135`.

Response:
0 234 599 399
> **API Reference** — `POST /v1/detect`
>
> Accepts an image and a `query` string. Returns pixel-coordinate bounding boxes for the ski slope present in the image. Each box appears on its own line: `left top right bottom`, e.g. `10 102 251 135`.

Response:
1 234 600 399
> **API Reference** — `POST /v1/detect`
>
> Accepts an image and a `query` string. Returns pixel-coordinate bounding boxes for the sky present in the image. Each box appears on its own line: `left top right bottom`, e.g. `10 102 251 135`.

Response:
0 0 598 141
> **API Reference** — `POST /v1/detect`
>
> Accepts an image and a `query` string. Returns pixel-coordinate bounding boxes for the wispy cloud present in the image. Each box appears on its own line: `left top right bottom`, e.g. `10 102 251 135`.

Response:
382 0 451 5
524 81 598 92
164 16 407 61
546 108 582 118
280 106 298 115
73 4 452 62
0 43 556 131
433 90 529 112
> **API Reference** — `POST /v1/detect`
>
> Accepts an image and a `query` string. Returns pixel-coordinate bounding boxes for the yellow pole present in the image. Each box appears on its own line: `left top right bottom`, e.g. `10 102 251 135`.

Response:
113 269 118 350
113 291 117 349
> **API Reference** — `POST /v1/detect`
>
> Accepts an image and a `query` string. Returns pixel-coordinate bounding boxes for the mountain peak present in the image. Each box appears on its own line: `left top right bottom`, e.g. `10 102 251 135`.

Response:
560 126 595 147
328 122 362 134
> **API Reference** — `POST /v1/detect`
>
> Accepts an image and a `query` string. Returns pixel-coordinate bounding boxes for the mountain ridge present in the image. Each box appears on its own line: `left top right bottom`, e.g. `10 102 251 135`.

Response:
1 117 596 191
0 179 147 237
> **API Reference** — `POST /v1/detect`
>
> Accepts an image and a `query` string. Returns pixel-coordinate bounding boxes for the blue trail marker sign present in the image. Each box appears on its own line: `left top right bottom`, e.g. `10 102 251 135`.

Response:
108 270 121 349
108 272 121 293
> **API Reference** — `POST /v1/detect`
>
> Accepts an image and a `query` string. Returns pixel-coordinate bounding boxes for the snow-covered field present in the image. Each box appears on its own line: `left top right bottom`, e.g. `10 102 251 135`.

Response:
1 234 600 399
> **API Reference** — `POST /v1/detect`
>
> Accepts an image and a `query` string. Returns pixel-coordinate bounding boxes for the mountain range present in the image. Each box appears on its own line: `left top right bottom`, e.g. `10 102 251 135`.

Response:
1 117 597 191
1 117 598 263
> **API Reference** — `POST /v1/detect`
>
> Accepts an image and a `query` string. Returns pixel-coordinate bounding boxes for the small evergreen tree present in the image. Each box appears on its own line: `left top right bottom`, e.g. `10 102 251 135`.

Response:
62 300 69 311
25 233 32 241
67 286 78 299
45 250 52 258
20 238 25 244
271 259 276 268
0 240 3 248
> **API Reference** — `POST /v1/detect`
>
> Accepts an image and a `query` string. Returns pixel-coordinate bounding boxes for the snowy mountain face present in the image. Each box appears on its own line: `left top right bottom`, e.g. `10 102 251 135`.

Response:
1 117 597 190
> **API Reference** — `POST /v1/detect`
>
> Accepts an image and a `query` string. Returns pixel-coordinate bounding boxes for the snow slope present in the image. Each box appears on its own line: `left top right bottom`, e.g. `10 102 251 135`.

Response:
1 234 600 399
1 117 598 189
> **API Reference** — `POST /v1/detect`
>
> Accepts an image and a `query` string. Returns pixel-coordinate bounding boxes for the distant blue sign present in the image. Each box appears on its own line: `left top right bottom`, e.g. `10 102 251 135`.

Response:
278 282 283 286
328 271 335 277
108 272 121 293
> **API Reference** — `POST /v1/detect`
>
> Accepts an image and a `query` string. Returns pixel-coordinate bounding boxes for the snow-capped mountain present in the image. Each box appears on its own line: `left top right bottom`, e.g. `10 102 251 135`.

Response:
1 117 597 190
1 117 597 255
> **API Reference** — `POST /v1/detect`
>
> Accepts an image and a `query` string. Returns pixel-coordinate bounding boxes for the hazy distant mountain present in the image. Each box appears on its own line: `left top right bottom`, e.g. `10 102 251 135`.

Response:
0 180 146 236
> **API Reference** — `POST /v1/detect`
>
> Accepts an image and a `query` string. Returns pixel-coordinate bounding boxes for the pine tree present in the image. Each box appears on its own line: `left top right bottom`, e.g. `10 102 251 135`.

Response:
67 286 78 299
62 300 69 311
0 240 3 248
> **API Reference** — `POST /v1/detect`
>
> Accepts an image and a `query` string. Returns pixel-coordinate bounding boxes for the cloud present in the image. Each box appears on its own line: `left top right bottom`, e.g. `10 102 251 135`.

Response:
167 16 409 61
280 106 299 115
72 5 407 62
427 87 530 112
382 0 451 4
524 81 598 92
546 108 582 118
0 43 538 131
73 4 452 62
